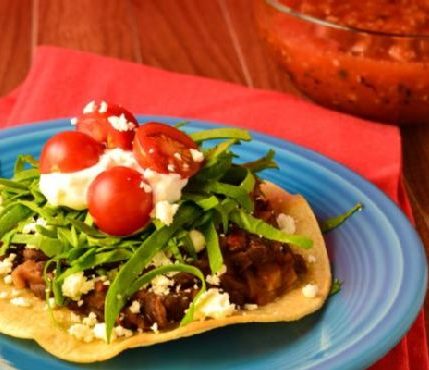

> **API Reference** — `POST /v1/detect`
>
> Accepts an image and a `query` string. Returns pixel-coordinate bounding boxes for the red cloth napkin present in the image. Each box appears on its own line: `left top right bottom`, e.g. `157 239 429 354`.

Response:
0 46 427 369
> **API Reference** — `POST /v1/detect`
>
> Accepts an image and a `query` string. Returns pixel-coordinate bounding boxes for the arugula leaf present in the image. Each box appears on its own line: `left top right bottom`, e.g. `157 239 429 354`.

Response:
174 120 190 128
11 233 68 257
190 128 251 143
13 168 40 183
176 231 197 259
329 278 342 296
13 154 38 174
202 221 223 274
321 203 363 234
181 194 219 211
215 198 238 233
104 204 202 341
0 178 28 190
202 181 253 212
193 151 233 182
230 210 313 248
243 149 278 173
0 203 34 238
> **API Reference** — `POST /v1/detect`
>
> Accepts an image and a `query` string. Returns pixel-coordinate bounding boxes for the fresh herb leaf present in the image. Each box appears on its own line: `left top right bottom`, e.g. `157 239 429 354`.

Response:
321 203 363 234
182 194 219 211
202 221 223 274
11 233 68 257
329 278 342 296
174 120 190 128
190 128 251 143
230 210 313 248
202 181 253 212
243 149 278 173
104 204 202 341
13 154 38 174
0 203 34 238
0 178 28 190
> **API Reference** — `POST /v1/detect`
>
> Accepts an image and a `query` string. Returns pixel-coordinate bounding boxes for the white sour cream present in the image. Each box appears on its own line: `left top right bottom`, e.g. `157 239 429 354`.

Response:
39 149 188 212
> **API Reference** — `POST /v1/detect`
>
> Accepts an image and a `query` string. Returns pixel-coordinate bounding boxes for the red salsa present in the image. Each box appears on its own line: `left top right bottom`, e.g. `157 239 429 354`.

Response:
256 0 429 124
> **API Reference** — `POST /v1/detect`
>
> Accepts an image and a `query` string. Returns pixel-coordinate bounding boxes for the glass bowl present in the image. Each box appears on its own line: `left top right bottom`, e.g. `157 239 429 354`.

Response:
254 0 429 124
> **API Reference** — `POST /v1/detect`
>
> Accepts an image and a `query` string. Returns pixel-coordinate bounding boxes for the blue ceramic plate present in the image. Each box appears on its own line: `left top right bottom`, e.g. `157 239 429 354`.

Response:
0 116 426 370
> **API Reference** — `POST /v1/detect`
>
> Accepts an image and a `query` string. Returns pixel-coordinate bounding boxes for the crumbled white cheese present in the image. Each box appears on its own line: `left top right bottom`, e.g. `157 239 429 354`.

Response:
0 254 16 275
107 114 135 132
98 100 108 113
190 149 204 163
244 303 258 311
0 292 8 299
62 272 95 301
150 251 173 268
205 274 220 286
70 117 78 126
22 217 47 234
150 275 173 296
70 312 82 323
83 100 96 114
173 152 181 160
114 325 133 338
3 275 12 285
193 288 235 320
205 264 227 286
104 149 141 170
189 229 206 253
155 201 179 225
167 164 176 172
277 213 296 235
10 297 32 307
77 299 84 307
143 169 188 203
302 284 318 298
139 181 152 193
129 300 141 314
68 323 95 343
307 255 317 263
150 322 159 333
82 312 98 327
10 288 21 297
93 322 115 342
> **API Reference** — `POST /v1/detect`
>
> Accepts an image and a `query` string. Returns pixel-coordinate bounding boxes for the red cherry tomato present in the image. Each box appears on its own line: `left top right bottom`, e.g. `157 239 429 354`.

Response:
39 131 104 174
87 166 153 236
75 101 138 150
132 122 202 178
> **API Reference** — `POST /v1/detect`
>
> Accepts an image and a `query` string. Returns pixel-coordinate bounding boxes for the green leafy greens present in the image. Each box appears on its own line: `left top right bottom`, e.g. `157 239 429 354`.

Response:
0 125 319 343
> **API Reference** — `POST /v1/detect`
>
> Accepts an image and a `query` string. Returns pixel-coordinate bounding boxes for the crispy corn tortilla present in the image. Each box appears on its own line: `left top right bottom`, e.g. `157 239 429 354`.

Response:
0 182 331 363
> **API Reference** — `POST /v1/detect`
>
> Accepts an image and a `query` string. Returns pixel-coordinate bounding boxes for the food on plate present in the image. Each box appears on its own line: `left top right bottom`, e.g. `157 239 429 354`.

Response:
0 100 331 362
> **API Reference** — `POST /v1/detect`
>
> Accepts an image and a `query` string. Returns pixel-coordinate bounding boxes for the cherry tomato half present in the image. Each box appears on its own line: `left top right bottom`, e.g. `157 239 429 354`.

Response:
132 122 202 178
76 101 139 150
87 166 153 236
39 131 104 174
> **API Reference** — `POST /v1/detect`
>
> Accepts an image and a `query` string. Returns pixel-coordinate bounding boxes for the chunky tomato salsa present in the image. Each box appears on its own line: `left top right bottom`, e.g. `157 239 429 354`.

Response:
256 0 429 124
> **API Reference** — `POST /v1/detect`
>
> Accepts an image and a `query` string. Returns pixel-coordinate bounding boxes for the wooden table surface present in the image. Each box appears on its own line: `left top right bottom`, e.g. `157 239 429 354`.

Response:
1 0 428 339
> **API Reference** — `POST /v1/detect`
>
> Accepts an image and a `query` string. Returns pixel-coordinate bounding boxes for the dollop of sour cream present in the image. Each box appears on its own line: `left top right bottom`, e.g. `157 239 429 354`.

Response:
39 149 188 211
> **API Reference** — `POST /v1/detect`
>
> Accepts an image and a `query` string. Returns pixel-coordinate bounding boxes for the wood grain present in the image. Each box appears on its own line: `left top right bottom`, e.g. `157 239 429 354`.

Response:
218 0 297 92
35 0 140 62
130 0 246 84
0 0 33 96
